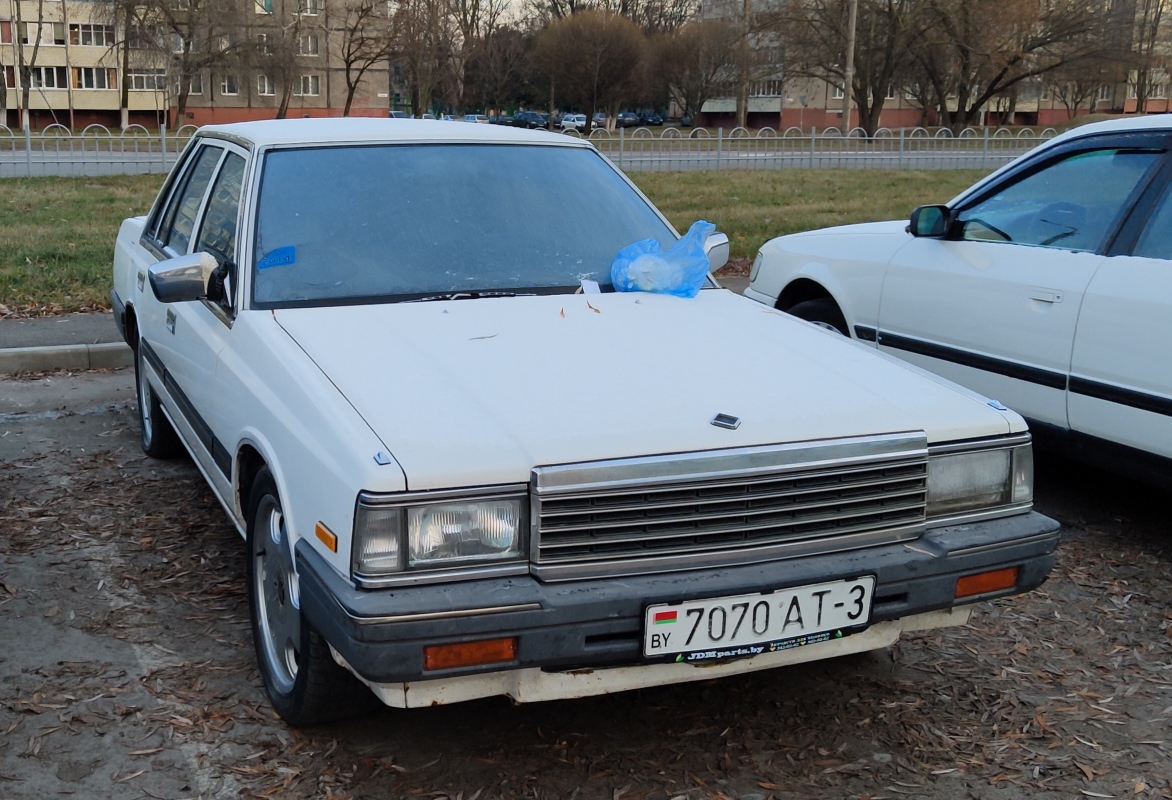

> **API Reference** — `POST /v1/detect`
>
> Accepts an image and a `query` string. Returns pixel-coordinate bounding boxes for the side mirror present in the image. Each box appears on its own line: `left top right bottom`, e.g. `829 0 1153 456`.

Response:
909 205 951 238
704 231 730 272
148 252 218 303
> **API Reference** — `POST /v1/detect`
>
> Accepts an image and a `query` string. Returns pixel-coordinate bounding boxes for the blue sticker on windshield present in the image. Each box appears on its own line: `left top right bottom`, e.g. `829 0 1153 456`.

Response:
257 246 295 270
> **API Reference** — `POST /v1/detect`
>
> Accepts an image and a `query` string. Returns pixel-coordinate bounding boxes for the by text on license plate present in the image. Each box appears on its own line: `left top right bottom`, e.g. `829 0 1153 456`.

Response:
643 577 875 662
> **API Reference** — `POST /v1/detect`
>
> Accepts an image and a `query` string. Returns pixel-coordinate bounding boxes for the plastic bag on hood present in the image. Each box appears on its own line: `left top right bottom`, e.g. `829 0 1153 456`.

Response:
610 220 716 298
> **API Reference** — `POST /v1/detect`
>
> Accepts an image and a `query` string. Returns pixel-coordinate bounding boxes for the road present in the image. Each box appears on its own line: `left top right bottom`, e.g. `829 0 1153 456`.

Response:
0 146 1034 177
1 369 1170 800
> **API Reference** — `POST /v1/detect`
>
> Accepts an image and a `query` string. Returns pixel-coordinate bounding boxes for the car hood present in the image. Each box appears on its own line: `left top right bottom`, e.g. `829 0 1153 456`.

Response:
784 219 908 238
274 290 1014 490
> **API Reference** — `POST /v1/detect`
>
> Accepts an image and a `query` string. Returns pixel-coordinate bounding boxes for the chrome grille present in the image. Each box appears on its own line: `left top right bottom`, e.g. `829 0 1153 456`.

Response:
531 433 928 580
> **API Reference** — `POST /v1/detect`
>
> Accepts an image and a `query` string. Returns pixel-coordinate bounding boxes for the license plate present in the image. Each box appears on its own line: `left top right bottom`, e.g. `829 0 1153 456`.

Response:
643 577 875 662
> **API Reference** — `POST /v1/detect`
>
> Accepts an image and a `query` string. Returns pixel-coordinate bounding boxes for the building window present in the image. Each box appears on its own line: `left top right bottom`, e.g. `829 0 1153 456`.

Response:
750 79 782 97
69 23 114 46
1153 83 1167 99
1129 83 1138 99
128 25 157 49
256 32 273 55
221 74 240 95
831 83 844 100
298 34 318 55
23 22 66 46
29 66 69 88
300 0 320 15
1098 85 1112 102
188 72 203 95
292 74 319 95
128 69 167 90
257 74 275 95
73 67 116 89
255 0 272 12
885 85 895 100
3 66 16 89
1040 83 1051 101
0 20 11 44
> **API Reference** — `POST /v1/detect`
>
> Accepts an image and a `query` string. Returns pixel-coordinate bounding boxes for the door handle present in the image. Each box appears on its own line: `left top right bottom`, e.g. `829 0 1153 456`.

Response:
1029 289 1062 304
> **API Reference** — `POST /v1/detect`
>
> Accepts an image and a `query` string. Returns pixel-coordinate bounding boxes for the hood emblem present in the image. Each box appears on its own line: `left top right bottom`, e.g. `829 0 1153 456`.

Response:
711 413 741 430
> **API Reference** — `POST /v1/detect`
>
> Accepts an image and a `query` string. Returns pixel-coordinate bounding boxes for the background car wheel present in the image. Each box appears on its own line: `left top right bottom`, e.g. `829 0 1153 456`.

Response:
787 298 850 336
135 342 183 459
246 468 372 726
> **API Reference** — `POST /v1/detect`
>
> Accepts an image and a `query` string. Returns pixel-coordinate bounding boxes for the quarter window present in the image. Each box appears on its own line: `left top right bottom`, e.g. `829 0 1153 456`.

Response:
956 149 1162 252
196 153 247 265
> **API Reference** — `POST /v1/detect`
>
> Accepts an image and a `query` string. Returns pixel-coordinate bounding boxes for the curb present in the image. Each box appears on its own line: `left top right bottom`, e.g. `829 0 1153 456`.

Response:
0 342 133 375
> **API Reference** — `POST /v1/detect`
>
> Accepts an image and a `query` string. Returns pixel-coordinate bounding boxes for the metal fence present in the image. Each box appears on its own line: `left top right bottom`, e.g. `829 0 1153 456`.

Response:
581 125 1060 172
0 123 1058 178
0 124 198 178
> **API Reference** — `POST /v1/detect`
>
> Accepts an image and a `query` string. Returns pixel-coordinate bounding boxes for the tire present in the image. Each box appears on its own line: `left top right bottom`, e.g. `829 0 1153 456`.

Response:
787 298 850 336
135 341 183 459
246 468 372 726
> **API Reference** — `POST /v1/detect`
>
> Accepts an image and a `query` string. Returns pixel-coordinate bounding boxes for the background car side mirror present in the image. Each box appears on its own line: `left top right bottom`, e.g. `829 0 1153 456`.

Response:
705 231 730 272
909 205 951 238
148 252 218 303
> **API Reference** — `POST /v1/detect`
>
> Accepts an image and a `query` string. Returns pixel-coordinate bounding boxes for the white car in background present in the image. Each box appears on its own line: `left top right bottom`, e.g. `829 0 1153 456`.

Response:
110 119 1057 727
561 113 587 132
746 115 1172 485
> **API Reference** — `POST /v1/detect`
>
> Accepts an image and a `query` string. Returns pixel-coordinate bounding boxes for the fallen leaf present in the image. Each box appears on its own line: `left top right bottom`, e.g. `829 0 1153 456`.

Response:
1076 762 1095 781
587 300 600 314
559 308 565 318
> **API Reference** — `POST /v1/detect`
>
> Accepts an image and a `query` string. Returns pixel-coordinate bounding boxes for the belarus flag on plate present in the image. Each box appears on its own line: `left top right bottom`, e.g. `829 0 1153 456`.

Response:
653 610 678 625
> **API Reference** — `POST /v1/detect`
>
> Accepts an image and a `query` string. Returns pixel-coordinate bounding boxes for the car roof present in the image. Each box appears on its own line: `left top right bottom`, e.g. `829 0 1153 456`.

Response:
198 118 583 148
1048 113 1172 145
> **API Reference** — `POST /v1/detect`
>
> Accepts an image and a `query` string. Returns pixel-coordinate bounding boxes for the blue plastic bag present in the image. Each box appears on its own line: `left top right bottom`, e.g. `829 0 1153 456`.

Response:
610 220 716 298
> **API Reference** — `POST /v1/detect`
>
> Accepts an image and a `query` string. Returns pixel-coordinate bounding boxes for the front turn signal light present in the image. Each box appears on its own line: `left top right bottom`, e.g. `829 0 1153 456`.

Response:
956 567 1019 599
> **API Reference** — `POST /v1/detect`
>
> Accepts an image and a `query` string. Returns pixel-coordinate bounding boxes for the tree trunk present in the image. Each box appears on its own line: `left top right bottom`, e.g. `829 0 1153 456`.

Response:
344 81 356 115
120 11 131 130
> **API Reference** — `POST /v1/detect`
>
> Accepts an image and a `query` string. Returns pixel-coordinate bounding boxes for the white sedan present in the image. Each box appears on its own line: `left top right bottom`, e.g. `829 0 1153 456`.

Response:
111 118 1057 726
746 115 1172 485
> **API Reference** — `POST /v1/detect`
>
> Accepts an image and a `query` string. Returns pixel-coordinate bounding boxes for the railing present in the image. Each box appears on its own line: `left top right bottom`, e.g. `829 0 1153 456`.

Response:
0 123 1058 178
0 124 199 178
573 125 1059 172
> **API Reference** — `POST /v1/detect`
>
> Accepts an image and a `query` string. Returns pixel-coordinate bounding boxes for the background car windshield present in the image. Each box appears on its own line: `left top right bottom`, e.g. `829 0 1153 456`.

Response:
252 144 676 306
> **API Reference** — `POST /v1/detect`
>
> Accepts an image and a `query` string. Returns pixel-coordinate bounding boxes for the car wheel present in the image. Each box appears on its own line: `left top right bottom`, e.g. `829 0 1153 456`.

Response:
135 341 183 459
247 468 372 726
787 298 849 336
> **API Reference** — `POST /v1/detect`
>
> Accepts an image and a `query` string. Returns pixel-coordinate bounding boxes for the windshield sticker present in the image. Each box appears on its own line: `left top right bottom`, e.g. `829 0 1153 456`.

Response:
257 246 296 270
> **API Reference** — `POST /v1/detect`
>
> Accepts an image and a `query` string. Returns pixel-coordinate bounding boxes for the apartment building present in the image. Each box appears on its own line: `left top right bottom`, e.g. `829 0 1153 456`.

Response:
1 0 397 129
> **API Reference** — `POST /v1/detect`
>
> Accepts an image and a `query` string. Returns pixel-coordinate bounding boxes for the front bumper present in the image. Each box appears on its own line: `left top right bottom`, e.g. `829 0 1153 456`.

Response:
297 511 1058 702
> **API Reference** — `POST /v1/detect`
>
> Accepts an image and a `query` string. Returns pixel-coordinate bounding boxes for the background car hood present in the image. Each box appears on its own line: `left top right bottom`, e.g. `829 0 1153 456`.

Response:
274 291 1012 490
783 219 908 238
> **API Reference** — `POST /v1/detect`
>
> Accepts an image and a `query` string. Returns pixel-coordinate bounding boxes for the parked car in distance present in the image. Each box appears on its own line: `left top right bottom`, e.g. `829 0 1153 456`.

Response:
638 111 664 126
389 110 411 119
488 114 512 125
616 111 640 128
111 118 1058 727
679 114 694 127
512 111 548 129
439 114 455 121
745 114 1172 486
560 113 586 132
593 111 608 129
463 114 490 124
421 113 437 120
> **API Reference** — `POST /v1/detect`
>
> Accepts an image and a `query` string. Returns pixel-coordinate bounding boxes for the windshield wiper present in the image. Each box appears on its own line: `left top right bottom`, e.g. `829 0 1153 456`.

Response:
408 290 534 303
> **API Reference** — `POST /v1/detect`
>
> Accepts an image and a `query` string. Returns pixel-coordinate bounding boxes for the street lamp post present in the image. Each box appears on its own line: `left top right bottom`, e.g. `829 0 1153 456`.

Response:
841 0 858 136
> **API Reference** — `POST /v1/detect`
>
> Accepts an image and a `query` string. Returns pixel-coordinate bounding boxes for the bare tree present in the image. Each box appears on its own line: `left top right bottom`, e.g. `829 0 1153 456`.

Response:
907 0 1112 132
14 0 48 129
121 0 248 125
534 11 643 131
334 0 394 114
654 20 738 120
769 0 917 135
465 24 530 111
1049 56 1123 119
1130 0 1168 113
391 0 455 115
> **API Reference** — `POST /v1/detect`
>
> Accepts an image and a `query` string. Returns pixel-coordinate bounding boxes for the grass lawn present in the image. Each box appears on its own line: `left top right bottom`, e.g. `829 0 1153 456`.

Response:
0 169 989 316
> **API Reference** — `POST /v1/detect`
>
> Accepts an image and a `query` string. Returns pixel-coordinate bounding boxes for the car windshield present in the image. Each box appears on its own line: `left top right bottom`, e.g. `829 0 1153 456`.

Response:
251 143 677 307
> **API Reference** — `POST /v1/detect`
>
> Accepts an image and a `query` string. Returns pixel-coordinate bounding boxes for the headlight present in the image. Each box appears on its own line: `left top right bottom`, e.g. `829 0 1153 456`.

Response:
352 491 525 578
749 252 764 282
927 445 1033 518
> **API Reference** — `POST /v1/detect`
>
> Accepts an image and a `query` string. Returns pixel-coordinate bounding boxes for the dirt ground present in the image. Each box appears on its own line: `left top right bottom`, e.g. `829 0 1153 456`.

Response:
1 368 1170 800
